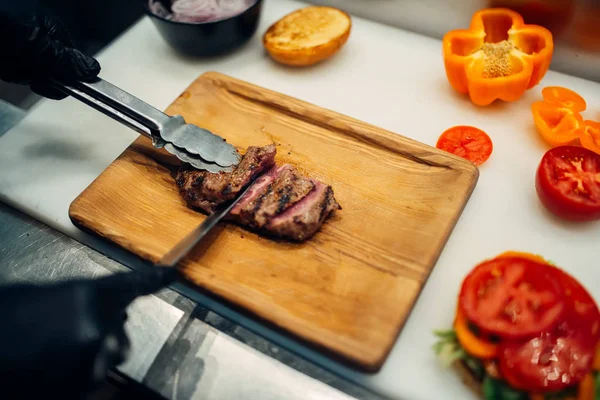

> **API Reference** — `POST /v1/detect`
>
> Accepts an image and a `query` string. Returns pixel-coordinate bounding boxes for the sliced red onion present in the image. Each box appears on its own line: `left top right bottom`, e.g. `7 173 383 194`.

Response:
148 0 256 23
148 0 171 18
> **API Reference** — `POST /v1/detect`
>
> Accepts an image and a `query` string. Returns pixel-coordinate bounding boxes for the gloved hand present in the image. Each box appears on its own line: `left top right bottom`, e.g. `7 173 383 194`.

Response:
0 12 101 100
0 266 178 399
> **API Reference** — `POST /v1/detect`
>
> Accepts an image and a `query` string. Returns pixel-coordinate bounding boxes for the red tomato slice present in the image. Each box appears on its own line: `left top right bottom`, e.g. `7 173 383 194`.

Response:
552 266 600 342
498 266 599 392
535 145 600 221
499 331 594 392
459 257 565 339
436 125 493 166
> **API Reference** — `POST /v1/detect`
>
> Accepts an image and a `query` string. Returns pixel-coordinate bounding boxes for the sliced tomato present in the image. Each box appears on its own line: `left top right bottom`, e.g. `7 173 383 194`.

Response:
495 250 548 265
436 125 493 166
499 331 594 392
535 145 600 221
496 251 600 339
494 254 600 340
531 101 584 146
548 265 600 342
542 86 587 112
498 266 599 392
579 120 600 156
459 257 565 339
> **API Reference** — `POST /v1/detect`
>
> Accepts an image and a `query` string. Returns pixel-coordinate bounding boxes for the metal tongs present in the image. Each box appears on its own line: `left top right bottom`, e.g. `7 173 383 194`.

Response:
52 77 241 172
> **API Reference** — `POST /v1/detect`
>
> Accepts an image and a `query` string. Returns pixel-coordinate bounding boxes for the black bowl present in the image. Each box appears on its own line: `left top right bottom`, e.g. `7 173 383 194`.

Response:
143 0 264 57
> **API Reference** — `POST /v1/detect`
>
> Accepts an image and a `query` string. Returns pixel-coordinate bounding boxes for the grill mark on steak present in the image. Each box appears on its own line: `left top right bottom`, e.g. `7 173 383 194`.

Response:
266 180 340 241
230 166 278 217
203 145 275 201
176 144 276 213
176 174 187 188
246 165 315 228
277 189 291 214
233 164 287 226
221 184 232 195
246 184 272 226
176 144 340 241
192 176 205 187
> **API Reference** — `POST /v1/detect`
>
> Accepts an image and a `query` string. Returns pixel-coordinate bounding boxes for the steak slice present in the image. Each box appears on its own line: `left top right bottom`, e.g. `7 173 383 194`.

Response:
230 165 282 218
233 164 315 228
266 179 341 241
174 167 220 213
176 144 276 212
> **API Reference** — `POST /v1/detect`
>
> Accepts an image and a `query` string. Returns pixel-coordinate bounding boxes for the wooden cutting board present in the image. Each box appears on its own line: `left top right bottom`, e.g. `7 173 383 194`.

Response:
69 71 478 372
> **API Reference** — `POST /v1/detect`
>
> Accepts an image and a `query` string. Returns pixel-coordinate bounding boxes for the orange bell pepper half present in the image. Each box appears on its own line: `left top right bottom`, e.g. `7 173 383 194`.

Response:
580 120 600 155
454 306 498 359
531 101 583 146
443 8 553 106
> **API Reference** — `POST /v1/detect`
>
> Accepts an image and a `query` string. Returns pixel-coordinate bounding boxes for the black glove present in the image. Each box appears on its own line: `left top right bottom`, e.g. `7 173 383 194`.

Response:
0 266 178 399
0 12 101 100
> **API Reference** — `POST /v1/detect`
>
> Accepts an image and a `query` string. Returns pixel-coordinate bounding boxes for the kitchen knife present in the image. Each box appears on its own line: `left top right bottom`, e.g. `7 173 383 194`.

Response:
156 182 253 268
51 77 241 172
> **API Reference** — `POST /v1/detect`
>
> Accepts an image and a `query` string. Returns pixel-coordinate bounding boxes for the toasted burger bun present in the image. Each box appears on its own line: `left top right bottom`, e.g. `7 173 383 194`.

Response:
263 6 352 66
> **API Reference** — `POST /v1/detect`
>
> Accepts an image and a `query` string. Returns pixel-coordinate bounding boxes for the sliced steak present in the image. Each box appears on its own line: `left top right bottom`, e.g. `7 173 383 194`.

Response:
175 167 220 213
266 180 341 241
176 144 276 212
176 144 340 242
233 164 315 228
230 165 282 218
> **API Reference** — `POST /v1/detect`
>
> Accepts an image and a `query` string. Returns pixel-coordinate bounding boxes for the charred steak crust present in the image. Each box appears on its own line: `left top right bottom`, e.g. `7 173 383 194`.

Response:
176 144 276 213
237 165 315 228
175 144 340 241
267 181 341 241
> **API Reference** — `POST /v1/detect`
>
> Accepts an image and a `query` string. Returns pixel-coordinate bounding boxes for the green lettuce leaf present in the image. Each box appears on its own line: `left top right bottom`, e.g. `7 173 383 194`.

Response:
432 328 483 376
482 376 527 400
433 329 457 340
433 329 527 399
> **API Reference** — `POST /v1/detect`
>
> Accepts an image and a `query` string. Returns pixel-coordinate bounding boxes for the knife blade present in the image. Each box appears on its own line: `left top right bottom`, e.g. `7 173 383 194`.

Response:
156 183 253 268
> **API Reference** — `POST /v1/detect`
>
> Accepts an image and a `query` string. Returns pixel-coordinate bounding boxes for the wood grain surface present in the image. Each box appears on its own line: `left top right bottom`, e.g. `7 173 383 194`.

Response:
69 72 478 371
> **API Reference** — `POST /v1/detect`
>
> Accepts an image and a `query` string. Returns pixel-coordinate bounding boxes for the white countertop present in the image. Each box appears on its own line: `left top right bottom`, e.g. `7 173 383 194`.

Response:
304 0 600 83
1 1 600 399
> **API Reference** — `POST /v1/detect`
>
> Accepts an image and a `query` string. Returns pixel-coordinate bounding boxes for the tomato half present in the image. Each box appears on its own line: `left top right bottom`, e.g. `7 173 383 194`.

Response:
498 266 599 392
459 257 565 339
436 126 493 166
542 86 587 112
535 145 600 221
